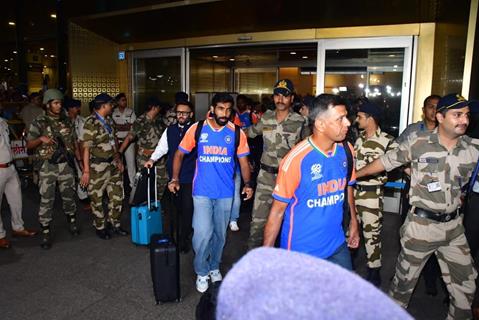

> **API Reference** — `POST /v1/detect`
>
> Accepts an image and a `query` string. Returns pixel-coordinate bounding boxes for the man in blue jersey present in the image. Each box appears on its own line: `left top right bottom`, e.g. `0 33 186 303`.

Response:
169 93 254 293
263 94 360 270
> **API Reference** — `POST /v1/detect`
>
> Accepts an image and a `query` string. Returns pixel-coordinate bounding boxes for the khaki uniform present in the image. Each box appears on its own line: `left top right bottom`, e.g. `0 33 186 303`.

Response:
354 128 397 268
27 114 77 227
130 113 167 196
381 129 479 320
246 109 309 249
82 114 123 230
112 107 136 187
0 118 26 238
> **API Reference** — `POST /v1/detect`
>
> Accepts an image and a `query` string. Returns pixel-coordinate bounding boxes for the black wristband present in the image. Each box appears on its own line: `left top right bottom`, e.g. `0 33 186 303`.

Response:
244 181 254 188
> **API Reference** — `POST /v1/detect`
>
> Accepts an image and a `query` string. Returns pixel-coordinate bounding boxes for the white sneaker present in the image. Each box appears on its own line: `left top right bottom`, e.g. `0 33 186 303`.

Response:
196 275 209 293
209 269 223 283
229 221 239 232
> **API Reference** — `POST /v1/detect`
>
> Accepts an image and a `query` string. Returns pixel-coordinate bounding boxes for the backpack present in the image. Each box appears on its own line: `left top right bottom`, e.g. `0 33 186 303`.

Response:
342 141 354 232
194 120 241 158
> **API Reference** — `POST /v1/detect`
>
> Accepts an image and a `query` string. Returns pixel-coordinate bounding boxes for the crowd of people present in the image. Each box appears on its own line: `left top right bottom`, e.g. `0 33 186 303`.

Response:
0 79 478 319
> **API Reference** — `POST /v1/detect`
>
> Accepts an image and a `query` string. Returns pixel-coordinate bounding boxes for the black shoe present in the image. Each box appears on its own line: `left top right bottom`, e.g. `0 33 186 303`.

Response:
68 216 80 236
112 226 129 236
96 229 111 240
40 226 52 250
366 267 381 287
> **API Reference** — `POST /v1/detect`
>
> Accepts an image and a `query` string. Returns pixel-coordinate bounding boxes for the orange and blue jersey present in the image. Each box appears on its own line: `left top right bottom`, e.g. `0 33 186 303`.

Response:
179 120 249 199
237 111 259 129
273 138 356 259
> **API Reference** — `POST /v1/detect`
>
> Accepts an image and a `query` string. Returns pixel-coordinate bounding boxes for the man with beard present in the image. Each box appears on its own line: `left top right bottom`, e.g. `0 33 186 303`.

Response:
356 94 479 319
145 99 196 253
27 89 81 249
168 93 253 293
263 94 360 269
247 79 309 249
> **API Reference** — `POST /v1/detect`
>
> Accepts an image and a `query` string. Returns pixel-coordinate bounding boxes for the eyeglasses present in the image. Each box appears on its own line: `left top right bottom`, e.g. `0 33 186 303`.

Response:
176 111 191 116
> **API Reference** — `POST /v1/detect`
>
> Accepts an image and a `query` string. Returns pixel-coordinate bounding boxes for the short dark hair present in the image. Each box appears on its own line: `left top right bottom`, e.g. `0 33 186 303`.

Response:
308 94 346 125
423 95 441 108
115 92 126 100
211 93 234 108
175 100 193 111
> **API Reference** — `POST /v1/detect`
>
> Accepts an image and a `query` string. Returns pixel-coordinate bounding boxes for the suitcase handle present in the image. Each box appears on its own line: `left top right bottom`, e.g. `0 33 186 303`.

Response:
147 167 159 211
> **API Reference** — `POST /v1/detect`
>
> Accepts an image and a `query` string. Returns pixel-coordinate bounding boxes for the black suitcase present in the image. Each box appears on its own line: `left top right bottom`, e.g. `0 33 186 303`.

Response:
150 233 181 303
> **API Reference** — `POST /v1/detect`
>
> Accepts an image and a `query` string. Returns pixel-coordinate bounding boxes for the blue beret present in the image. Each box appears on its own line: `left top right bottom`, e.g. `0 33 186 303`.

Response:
94 93 114 104
217 248 412 320
358 102 382 119
437 93 468 112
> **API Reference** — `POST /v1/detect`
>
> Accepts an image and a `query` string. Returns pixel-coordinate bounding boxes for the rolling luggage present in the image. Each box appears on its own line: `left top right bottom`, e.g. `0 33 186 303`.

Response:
130 167 162 245
150 233 181 303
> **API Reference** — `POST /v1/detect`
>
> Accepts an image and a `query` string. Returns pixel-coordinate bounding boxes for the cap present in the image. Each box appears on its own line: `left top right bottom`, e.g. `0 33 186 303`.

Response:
273 79 294 96
217 248 412 320
93 93 114 105
64 98 82 110
358 102 382 120
436 93 469 112
146 96 161 107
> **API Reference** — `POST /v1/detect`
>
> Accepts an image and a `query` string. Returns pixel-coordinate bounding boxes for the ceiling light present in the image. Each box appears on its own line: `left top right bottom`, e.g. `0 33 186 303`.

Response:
212 55 218 59
8 21 15 26
4 59 8 62
12 51 17 54
44 54 48 57
50 55 55 58
393 65 398 68
332 88 339 94
290 52 296 55
388 54 396 57
358 83 364 89
302 56 308 59
43 65 47 68
229 58 235 61
40 48 44 51
50 13 57 19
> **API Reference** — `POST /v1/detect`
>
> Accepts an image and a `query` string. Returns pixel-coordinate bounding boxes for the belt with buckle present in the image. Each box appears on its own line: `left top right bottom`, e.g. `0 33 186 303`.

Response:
355 184 382 192
0 161 13 168
260 163 278 174
413 207 460 222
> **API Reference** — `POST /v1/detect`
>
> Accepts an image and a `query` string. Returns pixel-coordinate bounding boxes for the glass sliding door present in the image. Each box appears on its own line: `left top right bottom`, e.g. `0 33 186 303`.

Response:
317 37 415 137
131 48 185 115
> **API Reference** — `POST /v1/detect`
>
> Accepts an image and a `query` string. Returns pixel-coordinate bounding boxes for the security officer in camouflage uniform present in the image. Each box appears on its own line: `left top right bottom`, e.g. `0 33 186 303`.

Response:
80 93 128 240
119 97 167 197
247 79 309 249
354 102 397 287
26 89 81 249
357 93 479 320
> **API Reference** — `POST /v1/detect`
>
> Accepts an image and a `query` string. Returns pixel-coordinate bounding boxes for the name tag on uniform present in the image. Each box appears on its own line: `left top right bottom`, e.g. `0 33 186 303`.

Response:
427 181 441 192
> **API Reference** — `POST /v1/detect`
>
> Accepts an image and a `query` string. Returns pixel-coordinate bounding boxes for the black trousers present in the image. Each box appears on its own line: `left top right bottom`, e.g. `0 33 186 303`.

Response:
170 183 194 250
464 191 479 259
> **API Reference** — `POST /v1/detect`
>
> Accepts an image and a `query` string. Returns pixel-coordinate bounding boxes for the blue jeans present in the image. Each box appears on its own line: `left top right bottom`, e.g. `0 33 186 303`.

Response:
326 242 352 270
192 196 233 276
230 174 241 222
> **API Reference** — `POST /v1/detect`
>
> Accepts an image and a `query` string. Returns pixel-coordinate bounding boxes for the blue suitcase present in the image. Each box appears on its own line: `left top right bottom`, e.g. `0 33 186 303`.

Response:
131 168 163 245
